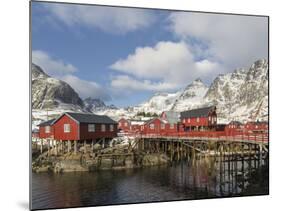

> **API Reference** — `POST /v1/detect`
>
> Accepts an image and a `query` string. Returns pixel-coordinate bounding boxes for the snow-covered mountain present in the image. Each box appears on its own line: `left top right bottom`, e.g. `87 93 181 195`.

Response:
84 97 117 112
32 63 84 110
171 78 209 111
32 63 118 126
204 59 268 123
124 59 268 123
134 92 181 114
32 59 268 125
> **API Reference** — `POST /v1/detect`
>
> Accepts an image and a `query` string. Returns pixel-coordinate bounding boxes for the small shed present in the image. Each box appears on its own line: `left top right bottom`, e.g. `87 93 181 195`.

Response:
32 128 39 138
225 121 243 135
160 111 181 133
130 120 145 132
143 117 166 134
245 121 268 133
118 118 131 132
38 118 56 139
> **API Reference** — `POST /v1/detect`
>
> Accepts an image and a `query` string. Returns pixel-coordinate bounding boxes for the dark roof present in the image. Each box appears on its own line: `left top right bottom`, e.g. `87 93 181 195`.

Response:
180 106 216 119
65 112 117 124
37 118 56 127
247 121 268 125
229 121 243 125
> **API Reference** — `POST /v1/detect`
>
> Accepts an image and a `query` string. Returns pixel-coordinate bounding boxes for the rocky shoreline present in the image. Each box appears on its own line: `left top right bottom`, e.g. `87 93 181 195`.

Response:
32 142 170 173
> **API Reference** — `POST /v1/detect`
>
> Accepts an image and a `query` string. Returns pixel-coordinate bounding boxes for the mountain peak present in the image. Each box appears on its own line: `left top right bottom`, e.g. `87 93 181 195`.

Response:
83 97 117 112
32 63 84 110
194 78 203 83
32 63 49 79
185 78 207 90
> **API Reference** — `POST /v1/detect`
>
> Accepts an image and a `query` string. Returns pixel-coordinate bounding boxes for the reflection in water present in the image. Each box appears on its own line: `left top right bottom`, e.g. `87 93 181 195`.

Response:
32 156 269 210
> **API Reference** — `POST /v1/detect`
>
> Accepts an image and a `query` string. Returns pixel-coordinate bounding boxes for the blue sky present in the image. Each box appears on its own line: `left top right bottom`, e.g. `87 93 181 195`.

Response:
32 1 268 107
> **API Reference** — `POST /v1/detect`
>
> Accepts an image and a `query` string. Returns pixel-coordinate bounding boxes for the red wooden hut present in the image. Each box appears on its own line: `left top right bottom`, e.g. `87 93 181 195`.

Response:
245 121 268 134
32 128 39 138
130 120 145 132
225 121 243 135
142 111 181 135
160 111 181 134
142 117 166 135
180 106 217 132
118 118 131 132
38 118 56 139
52 112 118 141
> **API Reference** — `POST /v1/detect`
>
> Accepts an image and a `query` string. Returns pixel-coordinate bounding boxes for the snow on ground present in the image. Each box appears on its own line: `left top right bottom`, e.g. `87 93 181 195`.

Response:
110 134 137 147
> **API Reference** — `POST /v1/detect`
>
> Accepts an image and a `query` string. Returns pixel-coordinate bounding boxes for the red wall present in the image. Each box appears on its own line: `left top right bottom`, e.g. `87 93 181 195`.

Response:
245 122 268 133
53 114 79 141
79 123 118 140
182 113 217 128
118 118 130 132
225 124 244 135
39 125 54 139
130 124 142 132
142 118 178 134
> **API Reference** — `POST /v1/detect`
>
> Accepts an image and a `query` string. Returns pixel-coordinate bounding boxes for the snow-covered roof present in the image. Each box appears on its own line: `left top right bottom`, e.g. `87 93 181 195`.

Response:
37 118 56 126
130 120 145 125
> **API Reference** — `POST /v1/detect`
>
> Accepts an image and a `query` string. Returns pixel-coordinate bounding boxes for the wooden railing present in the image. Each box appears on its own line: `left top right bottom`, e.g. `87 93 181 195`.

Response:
118 130 269 143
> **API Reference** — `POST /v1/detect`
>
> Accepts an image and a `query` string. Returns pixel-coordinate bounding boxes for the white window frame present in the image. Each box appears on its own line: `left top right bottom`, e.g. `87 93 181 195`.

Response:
150 123 155 129
64 124 70 133
161 123 165 129
88 124 95 132
101 124 106 132
124 122 128 127
45 126 51 133
110 124 114 132
170 124 174 129
196 117 200 123
188 118 191 123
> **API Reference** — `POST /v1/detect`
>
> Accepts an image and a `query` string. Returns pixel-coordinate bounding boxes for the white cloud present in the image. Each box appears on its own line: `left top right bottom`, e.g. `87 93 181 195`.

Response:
61 75 111 101
168 12 268 69
32 50 77 76
111 75 179 92
44 3 155 34
110 41 222 91
32 50 110 101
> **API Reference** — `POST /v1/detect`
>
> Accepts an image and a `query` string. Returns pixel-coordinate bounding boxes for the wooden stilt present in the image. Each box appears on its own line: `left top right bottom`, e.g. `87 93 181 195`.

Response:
171 141 174 161
47 139 50 156
40 139 43 154
55 140 58 156
67 140 71 153
177 142 180 161
74 141 77 155
84 140 87 153
102 138 105 148
60 140 64 154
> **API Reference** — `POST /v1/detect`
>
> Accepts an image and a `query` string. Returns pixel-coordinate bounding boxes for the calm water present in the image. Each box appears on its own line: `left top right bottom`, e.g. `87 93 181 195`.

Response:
32 157 269 210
